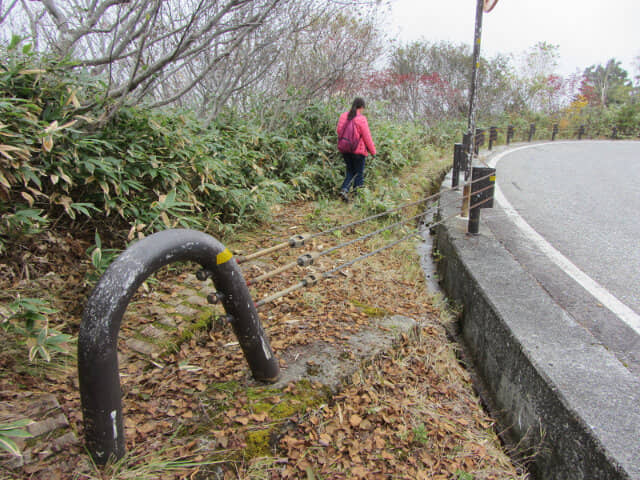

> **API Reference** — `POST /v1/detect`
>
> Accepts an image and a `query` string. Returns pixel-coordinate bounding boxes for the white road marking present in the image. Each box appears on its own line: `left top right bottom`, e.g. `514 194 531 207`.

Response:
488 143 640 335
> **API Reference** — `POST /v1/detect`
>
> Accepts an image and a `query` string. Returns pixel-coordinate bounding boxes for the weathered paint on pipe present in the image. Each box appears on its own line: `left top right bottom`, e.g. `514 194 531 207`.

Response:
78 229 279 464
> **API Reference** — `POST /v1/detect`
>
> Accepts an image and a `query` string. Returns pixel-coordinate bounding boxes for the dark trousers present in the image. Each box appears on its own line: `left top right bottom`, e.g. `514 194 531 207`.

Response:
340 153 365 192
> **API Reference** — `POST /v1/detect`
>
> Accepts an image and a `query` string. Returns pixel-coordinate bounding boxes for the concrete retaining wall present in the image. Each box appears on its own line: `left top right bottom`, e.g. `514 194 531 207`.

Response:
434 182 640 479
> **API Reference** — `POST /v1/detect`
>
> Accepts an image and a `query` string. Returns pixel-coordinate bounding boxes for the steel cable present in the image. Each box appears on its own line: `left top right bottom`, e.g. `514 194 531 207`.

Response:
236 185 468 265
246 209 430 287
245 175 496 287
255 194 491 309
238 170 495 266
245 171 494 288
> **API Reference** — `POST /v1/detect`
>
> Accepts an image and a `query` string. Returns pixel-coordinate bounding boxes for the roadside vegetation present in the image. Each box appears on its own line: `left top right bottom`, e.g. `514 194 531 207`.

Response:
1 1 639 477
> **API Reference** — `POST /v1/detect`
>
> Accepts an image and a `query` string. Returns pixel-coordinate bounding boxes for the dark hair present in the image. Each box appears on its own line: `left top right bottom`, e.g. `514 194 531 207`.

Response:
347 97 366 120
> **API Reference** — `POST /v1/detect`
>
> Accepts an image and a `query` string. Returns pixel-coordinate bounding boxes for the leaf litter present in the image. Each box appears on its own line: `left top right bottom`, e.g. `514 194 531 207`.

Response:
0 199 529 479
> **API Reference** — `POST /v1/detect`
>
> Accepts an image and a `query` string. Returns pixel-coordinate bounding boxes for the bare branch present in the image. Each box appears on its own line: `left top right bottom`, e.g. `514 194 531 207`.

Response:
0 0 19 24
4 0 387 119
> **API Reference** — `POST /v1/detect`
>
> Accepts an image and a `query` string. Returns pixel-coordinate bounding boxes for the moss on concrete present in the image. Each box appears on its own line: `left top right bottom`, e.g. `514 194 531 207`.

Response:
350 299 390 317
196 379 332 460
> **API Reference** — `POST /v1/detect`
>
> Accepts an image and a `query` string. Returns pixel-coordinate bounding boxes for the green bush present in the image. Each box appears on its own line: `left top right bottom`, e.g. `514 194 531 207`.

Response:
0 419 33 457
614 102 640 137
0 45 438 256
2 296 72 363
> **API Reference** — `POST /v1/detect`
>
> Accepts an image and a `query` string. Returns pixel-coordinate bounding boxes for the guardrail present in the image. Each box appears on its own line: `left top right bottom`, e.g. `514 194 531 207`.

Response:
449 121 632 233
476 122 624 150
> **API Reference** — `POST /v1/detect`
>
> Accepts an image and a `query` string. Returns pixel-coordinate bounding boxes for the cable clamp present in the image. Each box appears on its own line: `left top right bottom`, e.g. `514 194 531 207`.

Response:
289 233 311 248
297 251 320 267
302 274 318 287
207 292 225 304
196 269 213 281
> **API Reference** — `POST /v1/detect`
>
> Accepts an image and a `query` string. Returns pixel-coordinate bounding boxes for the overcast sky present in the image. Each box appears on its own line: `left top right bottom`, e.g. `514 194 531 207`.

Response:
387 0 640 79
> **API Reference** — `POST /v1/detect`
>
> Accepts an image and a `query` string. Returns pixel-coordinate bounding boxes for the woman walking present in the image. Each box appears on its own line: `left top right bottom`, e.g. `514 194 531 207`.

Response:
336 97 376 201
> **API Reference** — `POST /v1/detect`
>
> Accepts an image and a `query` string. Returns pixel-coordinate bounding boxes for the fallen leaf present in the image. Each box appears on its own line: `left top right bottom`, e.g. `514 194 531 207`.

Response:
319 433 331 446
250 412 268 422
234 416 249 425
349 414 363 427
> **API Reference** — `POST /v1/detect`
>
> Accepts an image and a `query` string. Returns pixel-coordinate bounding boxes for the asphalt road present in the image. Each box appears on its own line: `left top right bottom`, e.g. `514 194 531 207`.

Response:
484 141 640 375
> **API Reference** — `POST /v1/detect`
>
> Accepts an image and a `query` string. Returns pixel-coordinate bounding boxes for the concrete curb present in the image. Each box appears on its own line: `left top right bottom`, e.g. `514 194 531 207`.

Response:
434 168 640 479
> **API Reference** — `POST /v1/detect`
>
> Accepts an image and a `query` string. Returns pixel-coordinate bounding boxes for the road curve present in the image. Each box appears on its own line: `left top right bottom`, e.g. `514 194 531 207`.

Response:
434 141 640 479
486 141 640 375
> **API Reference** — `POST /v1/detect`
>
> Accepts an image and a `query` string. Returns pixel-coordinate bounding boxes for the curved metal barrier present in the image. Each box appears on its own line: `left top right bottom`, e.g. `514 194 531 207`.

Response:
78 229 279 464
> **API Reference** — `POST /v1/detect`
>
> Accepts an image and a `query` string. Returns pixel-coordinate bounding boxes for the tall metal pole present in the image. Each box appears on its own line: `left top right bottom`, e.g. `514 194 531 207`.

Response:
462 0 484 216
468 0 484 155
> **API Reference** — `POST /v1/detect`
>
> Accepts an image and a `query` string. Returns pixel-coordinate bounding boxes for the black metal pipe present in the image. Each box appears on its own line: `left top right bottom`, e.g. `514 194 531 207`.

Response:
452 143 463 188
488 126 497 150
461 133 473 217
78 229 279 464
474 128 485 155
467 167 495 234
468 206 481 234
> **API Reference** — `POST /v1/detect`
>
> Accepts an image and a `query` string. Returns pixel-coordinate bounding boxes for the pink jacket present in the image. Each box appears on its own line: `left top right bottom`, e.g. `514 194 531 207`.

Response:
336 111 376 157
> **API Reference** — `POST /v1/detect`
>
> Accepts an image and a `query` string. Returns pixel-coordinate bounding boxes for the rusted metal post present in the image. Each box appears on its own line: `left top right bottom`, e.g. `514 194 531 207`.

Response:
506 125 514 145
78 229 279 465
552 124 558 141
528 123 536 142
